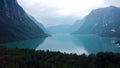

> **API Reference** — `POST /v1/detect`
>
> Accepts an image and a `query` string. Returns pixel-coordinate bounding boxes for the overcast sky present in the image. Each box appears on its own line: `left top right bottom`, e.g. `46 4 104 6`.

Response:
17 0 120 27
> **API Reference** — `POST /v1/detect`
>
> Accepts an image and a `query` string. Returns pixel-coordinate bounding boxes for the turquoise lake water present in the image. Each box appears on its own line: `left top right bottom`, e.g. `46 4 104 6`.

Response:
0 34 120 55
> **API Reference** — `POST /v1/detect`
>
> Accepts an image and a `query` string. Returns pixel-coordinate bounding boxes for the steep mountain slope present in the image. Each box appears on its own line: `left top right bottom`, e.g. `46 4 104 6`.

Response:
70 19 85 33
28 15 49 35
0 0 48 43
75 6 120 37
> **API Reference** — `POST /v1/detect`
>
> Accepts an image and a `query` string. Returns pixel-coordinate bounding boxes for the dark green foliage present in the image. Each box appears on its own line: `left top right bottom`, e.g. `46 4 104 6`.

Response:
0 46 120 68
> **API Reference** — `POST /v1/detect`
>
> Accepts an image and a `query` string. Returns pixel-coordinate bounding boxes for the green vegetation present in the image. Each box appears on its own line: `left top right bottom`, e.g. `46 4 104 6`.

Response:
0 46 120 68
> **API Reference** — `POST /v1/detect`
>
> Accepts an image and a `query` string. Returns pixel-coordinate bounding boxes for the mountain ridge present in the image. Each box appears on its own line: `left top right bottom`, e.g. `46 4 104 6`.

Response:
74 6 120 37
0 0 48 43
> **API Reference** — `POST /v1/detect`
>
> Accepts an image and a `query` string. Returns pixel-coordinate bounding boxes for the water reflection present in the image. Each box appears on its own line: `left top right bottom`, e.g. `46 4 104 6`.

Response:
0 37 46 49
72 35 120 54
36 34 89 55
0 34 120 55
36 34 120 55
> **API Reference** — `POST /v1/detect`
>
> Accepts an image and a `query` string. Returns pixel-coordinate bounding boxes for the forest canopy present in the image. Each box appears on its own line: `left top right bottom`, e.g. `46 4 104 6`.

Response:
0 46 120 68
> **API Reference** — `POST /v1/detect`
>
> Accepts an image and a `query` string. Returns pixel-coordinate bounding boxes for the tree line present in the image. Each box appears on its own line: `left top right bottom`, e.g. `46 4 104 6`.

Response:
0 46 120 68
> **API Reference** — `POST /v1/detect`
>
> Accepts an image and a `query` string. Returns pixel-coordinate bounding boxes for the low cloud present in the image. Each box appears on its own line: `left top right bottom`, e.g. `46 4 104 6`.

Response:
104 0 120 7
17 0 120 27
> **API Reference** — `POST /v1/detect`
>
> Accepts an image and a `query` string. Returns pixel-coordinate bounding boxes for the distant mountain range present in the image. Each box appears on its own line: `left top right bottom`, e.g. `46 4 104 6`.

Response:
47 24 71 34
70 19 85 33
47 19 85 34
0 0 48 43
74 6 120 37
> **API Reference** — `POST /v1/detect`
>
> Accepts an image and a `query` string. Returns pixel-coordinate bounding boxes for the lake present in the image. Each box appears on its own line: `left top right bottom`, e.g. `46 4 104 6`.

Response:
0 34 120 55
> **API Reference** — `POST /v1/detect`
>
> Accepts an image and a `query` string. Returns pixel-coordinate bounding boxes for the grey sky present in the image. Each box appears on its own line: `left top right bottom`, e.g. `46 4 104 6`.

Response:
105 0 120 7
17 0 120 27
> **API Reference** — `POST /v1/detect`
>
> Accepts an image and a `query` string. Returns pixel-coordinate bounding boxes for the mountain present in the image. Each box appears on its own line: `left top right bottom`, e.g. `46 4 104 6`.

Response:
47 24 71 34
47 19 84 34
28 15 49 35
70 19 85 33
0 0 48 43
74 6 120 37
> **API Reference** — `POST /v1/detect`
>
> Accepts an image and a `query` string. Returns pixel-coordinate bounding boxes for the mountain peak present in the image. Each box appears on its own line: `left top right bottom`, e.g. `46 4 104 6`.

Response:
89 6 120 16
75 6 120 37
109 5 118 8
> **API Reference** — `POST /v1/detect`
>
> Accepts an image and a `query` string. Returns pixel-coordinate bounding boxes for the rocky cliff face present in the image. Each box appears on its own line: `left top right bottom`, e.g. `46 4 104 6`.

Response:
75 6 120 37
0 0 48 43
